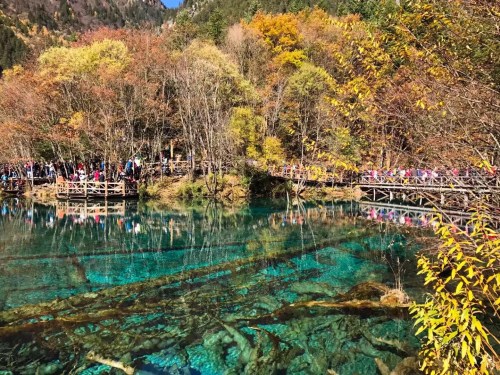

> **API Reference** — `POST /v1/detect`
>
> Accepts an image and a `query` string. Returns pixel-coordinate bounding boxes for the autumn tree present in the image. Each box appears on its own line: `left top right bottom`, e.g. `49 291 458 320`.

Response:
173 40 257 192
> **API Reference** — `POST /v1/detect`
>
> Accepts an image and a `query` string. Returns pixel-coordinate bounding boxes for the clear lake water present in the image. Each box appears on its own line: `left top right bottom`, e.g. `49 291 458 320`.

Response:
0 198 429 374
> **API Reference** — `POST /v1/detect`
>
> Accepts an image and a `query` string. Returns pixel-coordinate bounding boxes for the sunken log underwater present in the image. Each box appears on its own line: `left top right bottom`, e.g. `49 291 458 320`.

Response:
0 232 422 374
0 200 426 374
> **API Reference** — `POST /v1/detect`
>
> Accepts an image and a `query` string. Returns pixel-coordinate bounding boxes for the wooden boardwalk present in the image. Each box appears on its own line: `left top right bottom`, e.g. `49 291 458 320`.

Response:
56 181 138 200
268 168 499 207
267 166 338 184
143 160 230 177
269 167 500 192
356 175 500 207
1 177 55 195
356 175 500 193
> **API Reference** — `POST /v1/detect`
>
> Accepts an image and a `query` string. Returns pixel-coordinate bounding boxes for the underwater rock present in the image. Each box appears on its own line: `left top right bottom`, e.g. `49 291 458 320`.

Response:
160 338 176 347
380 289 410 305
375 356 419 375
82 292 99 299
141 340 155 350
336 282 391 302
120 352 132 365
35 363 61 375
253 295 282 312
290 282 337 297
316 254 338 266
156 341 169 350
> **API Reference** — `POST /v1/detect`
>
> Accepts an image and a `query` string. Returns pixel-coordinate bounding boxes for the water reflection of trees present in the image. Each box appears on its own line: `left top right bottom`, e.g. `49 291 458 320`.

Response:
0 198 427 373
0 199 373 307
0 199 363 255
0 199 424 307
0 199 425 273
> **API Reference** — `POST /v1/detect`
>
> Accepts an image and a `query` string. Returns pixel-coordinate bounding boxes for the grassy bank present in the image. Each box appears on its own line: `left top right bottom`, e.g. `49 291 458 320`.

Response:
143 171 362 205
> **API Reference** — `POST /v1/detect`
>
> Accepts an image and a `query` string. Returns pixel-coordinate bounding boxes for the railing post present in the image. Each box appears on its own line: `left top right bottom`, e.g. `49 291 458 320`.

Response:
122 181 126 197
105 181 108 198
84 181 88 198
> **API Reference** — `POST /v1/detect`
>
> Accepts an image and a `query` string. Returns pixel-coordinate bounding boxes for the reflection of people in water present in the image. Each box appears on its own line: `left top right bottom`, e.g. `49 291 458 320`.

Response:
125 220 133 233
420 214 429 227
388 210 394 221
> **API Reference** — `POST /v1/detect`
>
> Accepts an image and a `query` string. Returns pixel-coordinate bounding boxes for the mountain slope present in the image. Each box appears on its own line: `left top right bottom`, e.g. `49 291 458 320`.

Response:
0 11 28 72
181 0 371 24
0 0 166 31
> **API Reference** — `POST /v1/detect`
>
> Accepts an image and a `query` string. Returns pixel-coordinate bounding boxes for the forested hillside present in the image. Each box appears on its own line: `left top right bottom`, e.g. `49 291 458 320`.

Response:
0 0 168 72
0 12 28 72
0 0 166 31
0 0 498 176
183 0 403 24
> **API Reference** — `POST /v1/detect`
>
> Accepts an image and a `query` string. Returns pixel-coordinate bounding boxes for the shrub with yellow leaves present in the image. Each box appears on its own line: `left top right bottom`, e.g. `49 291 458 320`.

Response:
411 209 499 374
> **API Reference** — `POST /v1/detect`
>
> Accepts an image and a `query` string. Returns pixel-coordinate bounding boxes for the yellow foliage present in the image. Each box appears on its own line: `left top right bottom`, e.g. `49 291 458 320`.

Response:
261 136 285 166
183 40 257 103
411 208 499 374
38 39 130 81
273 50 307 69
2 65 24 79
229 107 265 159
68 112 84 130
246 12 302 54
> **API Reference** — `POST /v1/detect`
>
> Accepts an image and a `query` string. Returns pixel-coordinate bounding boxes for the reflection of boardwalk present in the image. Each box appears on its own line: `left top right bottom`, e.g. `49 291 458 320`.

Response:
358 201 499 229
56 200 127 216
56 181 138 200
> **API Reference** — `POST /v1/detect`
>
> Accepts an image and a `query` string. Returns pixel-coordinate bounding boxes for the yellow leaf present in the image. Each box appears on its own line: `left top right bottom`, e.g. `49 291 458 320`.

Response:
475 335 481 353
461 339 467 359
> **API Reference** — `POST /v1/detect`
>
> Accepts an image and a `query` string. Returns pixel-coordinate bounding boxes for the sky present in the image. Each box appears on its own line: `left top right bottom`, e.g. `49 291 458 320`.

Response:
161 0 183 8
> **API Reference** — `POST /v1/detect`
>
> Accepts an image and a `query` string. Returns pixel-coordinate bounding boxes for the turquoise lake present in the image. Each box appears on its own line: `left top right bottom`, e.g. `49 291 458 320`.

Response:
0 199 427 374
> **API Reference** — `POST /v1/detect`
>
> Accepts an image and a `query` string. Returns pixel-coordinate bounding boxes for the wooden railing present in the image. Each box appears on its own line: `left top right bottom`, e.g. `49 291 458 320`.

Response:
56 180 138 199
143 160 230 177
267 166 339 183
1 179 26 194
266 166 500 193
357 175 500 189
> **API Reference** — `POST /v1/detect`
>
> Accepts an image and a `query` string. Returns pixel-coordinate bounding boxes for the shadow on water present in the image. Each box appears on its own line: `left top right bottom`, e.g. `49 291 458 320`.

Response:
0 198 429 374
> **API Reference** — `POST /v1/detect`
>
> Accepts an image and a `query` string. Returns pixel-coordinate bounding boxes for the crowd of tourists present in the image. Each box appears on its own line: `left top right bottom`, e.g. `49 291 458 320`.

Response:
361 166 499 182
0 158 145 187
1 159 499 189
269 163 499 183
